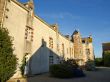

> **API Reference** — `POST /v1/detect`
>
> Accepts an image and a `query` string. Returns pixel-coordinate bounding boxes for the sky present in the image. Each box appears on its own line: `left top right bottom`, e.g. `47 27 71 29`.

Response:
19 0 110 58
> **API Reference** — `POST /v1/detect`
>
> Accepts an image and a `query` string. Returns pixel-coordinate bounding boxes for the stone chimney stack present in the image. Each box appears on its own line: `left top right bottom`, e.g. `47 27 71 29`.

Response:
29 0 34 10
30 0 33 3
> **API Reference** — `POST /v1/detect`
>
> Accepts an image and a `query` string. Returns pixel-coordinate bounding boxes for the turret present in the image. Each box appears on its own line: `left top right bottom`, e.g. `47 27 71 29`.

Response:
71 30 80 42
72 30 83 65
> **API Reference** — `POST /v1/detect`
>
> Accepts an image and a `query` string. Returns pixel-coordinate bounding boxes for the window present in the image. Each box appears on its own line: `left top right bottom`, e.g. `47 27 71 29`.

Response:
25 27 33 42
82 40 85 43
86 49 90 55
49 37 53 49
49 55 54 65
25 27 33 53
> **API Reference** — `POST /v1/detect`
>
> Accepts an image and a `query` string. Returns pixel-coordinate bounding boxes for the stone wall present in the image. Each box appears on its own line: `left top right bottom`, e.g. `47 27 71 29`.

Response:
3 0 75 77
3 0 28 78
2 0 94 79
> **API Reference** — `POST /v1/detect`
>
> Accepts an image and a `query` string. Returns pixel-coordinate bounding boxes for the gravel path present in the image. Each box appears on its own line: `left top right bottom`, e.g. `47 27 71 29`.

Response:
27 67 110 82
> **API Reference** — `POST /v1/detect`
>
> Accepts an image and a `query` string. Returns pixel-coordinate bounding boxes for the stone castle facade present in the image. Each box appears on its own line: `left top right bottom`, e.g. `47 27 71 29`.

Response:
0 0 94 79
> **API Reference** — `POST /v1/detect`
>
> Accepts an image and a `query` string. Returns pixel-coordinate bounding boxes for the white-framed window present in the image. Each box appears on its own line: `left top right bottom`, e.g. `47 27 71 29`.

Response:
25 27 33 42
49 37 53 49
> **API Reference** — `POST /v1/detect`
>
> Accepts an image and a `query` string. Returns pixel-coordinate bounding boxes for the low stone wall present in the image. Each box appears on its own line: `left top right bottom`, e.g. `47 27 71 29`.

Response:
7 78 27 82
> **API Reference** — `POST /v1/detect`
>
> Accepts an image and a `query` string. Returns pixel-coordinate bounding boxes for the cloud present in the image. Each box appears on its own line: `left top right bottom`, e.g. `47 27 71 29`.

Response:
39 12 80 20
102 21 110 25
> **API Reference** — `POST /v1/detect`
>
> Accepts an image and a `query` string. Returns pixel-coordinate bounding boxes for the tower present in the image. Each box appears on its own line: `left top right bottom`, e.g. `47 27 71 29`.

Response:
72 30 83 65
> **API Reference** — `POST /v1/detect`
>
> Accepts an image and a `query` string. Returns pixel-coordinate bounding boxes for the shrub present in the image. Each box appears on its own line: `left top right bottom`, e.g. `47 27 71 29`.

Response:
85 60 95 71
0 26 17 82
49 59 85 78
50 64 73 78
20 55 26 76
95 58 103 66
62 59 79 69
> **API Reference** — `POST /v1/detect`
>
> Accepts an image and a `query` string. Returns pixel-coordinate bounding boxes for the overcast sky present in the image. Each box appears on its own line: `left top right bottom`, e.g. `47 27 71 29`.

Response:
19 0 110 58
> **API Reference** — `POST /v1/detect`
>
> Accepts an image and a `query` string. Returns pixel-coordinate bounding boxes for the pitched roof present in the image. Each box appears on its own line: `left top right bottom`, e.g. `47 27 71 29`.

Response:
71 30 79 37
73 30 79 35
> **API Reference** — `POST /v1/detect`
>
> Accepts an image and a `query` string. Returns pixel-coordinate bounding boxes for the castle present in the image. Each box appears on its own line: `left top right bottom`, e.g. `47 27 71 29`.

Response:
0 0 94 79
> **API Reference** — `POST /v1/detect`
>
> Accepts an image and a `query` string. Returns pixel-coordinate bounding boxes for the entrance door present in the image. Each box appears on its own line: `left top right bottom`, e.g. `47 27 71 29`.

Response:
49 50 54 66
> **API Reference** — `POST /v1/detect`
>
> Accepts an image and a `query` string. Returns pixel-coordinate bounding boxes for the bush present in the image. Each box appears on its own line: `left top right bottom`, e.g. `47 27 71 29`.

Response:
49 59 85 78
95 58 103 66
50 64 73 78
85 60 95 71
20 55 26 76
104 51 110 67
0 27 17 82
62 59 79 69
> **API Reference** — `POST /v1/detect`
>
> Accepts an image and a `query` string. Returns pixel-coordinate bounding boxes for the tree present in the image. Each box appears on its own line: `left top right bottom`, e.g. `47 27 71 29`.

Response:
0 26 17 82
104 51 110 67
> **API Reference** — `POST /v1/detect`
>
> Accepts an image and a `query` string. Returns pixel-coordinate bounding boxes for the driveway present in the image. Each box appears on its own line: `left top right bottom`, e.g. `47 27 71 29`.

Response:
27 67 110 82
